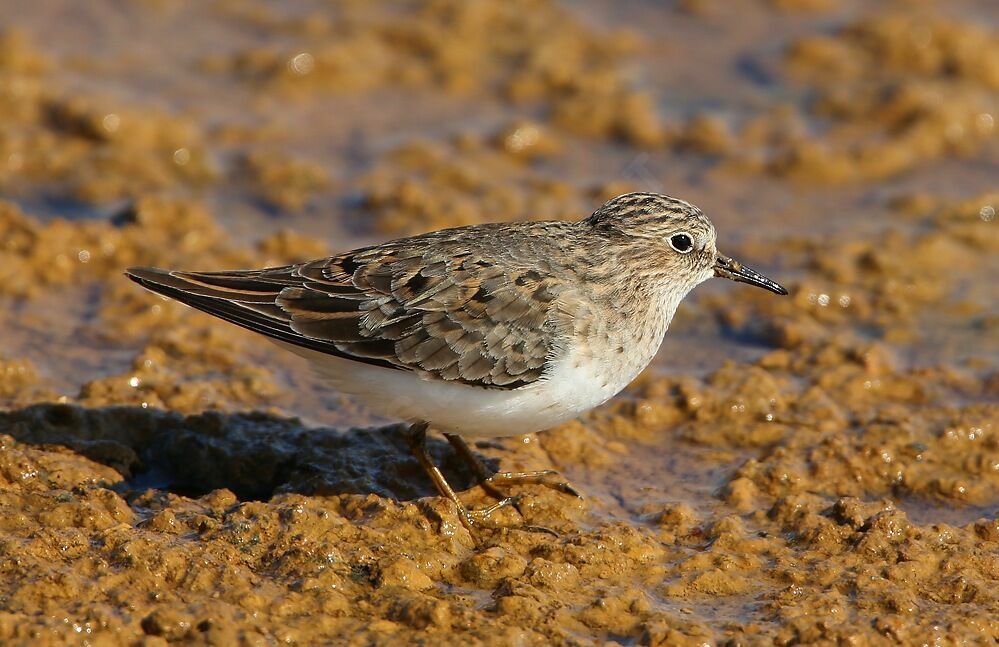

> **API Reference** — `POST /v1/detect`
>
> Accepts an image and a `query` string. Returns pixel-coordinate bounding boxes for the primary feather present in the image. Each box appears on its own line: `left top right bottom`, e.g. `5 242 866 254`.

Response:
126 221 582 389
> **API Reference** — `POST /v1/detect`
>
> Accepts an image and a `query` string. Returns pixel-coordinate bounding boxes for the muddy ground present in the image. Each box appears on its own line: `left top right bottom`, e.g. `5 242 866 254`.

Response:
0 0 997 644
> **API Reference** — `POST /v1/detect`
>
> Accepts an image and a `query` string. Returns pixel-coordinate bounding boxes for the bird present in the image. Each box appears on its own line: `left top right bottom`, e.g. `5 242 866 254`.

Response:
126 192 788 530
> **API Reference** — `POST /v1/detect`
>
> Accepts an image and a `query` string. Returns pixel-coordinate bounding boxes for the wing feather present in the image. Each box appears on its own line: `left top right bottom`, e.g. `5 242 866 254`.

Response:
125 229 573 389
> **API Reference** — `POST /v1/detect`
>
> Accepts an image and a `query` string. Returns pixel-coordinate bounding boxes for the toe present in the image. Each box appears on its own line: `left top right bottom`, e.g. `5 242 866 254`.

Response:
558 483 583 498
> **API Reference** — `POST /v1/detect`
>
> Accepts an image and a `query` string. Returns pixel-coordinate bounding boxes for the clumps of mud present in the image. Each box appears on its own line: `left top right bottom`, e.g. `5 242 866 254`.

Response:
359 126 634 234
201 0 665 146
0 198 241 298
1 188 996 643
639 6 999 183
0 356 46 405
0 0 996 644
680 0 836 15
705 191 999 351
752 12 998 182
238 150 330 212
0 195 331 414
0 29 333 216
1 341 995 644
0 32 214 204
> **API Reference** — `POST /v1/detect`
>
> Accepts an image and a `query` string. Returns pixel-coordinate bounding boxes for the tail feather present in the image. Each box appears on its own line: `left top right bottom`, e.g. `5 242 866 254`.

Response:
124 267 361 357
125 267 287 302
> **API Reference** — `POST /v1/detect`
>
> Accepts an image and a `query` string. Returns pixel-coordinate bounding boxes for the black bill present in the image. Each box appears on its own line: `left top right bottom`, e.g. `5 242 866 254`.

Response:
714 254 788 295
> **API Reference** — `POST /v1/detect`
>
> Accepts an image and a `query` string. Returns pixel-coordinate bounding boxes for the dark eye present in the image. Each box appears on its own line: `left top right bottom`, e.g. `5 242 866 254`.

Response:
669 233 693 253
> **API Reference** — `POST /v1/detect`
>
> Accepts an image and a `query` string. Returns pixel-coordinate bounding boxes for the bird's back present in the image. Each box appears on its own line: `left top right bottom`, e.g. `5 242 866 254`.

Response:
127 219 589 390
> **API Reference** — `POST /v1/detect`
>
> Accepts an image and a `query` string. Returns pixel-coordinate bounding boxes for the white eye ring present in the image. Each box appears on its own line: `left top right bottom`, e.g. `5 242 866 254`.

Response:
668 232 694 254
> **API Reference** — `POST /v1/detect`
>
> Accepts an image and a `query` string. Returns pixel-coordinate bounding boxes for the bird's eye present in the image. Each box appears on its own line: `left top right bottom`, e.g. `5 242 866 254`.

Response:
669 233 694 253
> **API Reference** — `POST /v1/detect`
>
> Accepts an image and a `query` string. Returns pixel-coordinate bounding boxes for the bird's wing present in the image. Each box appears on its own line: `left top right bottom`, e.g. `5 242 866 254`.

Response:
126 243 566 389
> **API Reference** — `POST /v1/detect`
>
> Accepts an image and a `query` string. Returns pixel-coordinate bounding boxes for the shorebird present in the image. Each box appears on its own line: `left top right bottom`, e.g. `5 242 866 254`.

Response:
127 192 787 529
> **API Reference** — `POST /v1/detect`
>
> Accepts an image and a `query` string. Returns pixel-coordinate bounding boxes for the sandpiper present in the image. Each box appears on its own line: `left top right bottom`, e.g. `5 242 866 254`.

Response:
126 192 787 529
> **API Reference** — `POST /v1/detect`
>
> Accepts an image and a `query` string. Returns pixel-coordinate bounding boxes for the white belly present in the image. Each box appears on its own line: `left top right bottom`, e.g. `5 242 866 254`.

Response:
275 341 652 438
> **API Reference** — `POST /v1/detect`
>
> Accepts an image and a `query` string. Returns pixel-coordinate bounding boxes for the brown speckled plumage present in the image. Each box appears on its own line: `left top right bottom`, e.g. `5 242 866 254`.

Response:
128 221 588 388
126 193 777 392
126 192 789 530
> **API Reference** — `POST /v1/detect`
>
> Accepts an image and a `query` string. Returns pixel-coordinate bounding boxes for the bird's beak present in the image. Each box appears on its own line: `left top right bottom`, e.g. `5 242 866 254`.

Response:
714 254 788 295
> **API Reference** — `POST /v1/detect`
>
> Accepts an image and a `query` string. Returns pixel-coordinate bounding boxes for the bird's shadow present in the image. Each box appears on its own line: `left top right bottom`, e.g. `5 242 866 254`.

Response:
0 403 491 503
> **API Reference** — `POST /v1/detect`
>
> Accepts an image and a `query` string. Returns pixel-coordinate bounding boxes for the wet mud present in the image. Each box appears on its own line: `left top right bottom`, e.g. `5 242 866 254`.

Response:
0 0 996 644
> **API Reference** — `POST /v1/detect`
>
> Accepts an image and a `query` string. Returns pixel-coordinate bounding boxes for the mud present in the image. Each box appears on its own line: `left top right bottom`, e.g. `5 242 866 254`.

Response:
0 1 996 645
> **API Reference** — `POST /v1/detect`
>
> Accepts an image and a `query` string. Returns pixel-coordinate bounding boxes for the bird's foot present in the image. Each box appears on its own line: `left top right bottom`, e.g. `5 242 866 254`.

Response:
455 496 558 537
483 469 582 499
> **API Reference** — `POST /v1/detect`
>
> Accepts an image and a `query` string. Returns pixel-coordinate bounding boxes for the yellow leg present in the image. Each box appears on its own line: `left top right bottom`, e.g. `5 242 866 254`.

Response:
443 433 582 498
406 423 519 530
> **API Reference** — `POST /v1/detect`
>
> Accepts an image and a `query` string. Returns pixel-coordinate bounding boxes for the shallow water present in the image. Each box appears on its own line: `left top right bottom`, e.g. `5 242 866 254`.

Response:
0 0 997 644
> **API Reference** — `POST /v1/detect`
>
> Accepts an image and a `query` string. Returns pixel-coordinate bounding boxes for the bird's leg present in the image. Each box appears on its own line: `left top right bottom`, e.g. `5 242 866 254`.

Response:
443 433 517 502
406 423 518 530
444 433 582 499
486 470 582 498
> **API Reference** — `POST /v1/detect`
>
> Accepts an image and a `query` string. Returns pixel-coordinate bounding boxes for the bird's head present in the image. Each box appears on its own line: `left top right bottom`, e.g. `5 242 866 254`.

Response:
584 192 788 297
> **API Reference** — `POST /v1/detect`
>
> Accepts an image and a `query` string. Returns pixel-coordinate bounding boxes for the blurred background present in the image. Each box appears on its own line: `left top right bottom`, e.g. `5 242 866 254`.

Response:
1 0 995 409
0 1 996 643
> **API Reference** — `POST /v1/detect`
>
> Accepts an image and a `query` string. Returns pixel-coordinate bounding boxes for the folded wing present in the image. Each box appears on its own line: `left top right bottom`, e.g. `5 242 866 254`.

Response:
126 242 563 389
